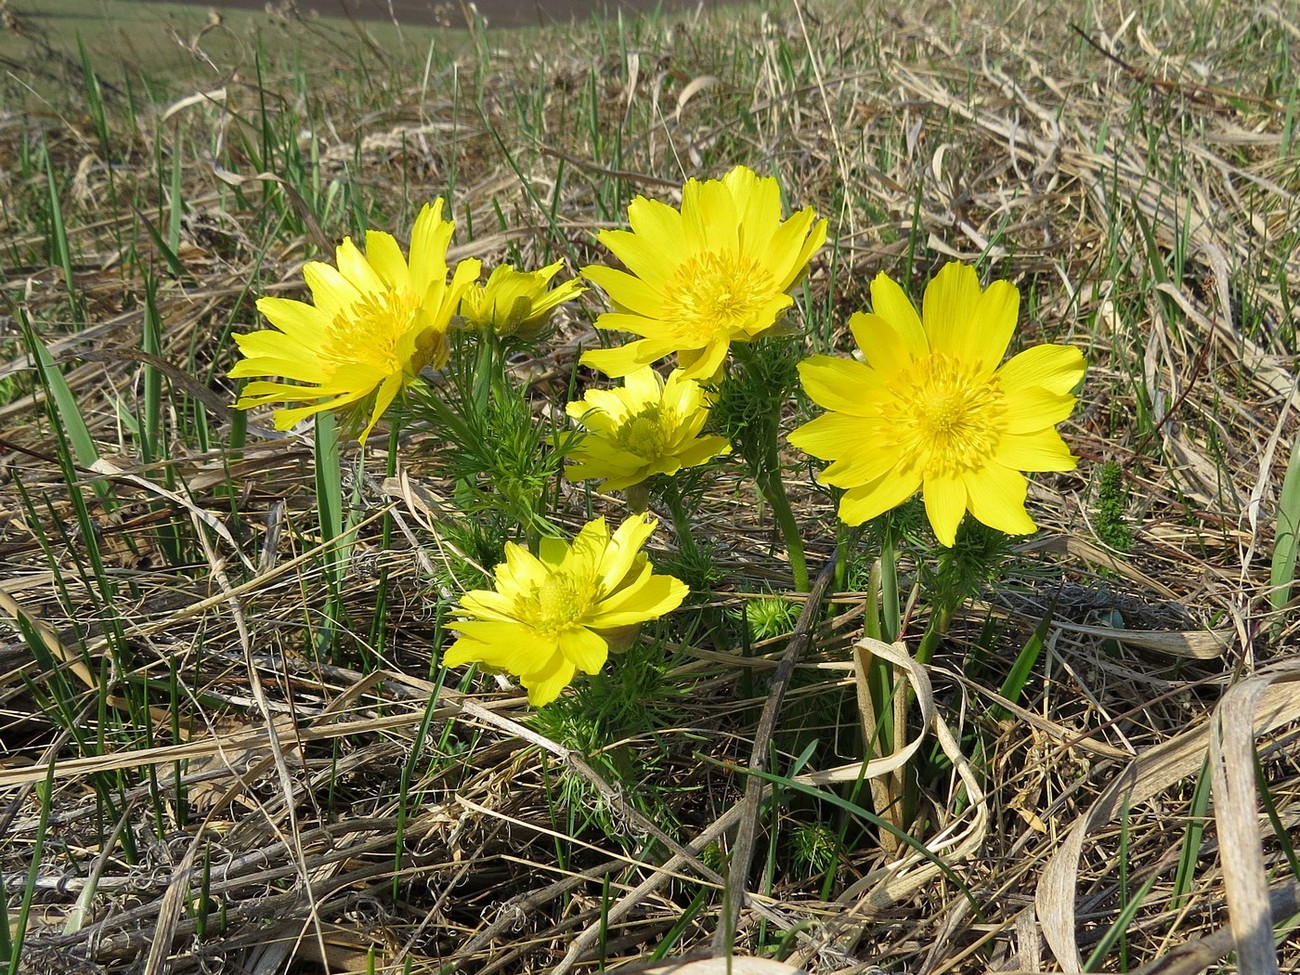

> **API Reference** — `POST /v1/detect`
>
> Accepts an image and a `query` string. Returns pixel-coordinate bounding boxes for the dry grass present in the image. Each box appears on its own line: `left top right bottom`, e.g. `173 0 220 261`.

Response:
1 0 1299 972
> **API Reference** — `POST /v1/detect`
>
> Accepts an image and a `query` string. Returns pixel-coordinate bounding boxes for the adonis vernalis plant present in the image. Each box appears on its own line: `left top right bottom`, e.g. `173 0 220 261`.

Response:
790 262 1086 546
230 200 480 443
459 260 585 339
443 514 688 706
580 165 827 381
564 367 730 492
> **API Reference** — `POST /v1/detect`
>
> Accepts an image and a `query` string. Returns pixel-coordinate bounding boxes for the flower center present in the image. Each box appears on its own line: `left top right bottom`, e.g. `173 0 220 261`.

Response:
661 251 775 345
322 288 423 375
892 353 1006 476
615 408 669 459
526 576 594 635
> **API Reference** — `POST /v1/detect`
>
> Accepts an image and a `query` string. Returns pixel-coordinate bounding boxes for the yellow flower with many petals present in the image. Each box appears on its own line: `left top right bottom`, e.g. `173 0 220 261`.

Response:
564 368 730 491
580 165 826 382
459 260 585 339
230 201 480 443
789 262 1086 546
443 514 688 706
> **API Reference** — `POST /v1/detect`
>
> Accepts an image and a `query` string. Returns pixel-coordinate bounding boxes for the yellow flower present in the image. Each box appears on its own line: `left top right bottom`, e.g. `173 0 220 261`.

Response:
444 514 688 706
580 165 826 382
564 368 730 491
230 201 481 443
788 263 1086 547
459 260 585 339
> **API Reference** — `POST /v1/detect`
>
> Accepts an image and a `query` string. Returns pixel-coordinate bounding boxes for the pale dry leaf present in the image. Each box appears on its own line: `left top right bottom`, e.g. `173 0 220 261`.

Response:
1036 660 1300 971
1209 664 1300 975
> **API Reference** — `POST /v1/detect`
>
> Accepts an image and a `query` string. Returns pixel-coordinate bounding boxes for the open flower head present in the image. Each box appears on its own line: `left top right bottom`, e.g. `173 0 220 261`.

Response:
789 262 1086 546
444 514 687 706
581 165 827 382
565 367 730 491
230 201 481 443
459 260 585 339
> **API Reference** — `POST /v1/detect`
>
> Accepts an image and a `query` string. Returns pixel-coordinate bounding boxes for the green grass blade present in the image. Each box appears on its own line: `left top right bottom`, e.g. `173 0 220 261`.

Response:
21 314 107 501
1170 758 1211 911
1269 434 1300 614
990 610 1054 723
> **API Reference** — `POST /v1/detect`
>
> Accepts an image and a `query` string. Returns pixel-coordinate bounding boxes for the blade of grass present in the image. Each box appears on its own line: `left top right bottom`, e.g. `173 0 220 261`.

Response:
1269 433 1300 616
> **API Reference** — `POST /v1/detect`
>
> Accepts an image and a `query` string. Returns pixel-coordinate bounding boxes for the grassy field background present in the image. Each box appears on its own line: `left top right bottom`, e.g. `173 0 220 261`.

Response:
1 0 1299 972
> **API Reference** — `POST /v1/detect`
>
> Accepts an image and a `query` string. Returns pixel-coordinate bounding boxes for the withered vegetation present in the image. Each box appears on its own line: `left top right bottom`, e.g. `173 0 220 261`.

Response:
0 1 1298 972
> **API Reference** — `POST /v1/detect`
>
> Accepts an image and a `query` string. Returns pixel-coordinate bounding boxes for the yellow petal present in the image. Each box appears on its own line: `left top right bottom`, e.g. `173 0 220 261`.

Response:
621 365 665 402
582 339 677 378
998 343 1086 396
849 311 920 376
962 279 1019 373
676 338 729 382
922 472 968 547
559 626 609 675
675 436 730 468
782 211 828 288
229 352 328 384
866 272 927 359
678 177 733 255
594 572 687 627
303 261 362 320
254 296 331 345
521 653 577 706
787 412 870 461
502 540 548 586
920 262 983 358
582 265 664 318
796 355 885 416
624 197 688 266
726 166 780 253
408 200 453 294
597 514 658 592
837 469 922 526
1003 388 1077 434
962 464 1036 536
335 236 387 296
994 429 1078 472
455 588 517 623
363 229 411 292
443 622 538 667
818 447 899 488
591 311 661 340
762 208 822 289
358 373 403 444
596 227 677 290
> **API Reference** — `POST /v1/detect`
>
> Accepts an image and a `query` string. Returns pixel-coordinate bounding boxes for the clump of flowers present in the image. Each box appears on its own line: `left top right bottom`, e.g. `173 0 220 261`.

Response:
443 514 688 706
789 262 1086 546
230 200 480 443
564 367 730 492
459 260 585 339
580 165 827 381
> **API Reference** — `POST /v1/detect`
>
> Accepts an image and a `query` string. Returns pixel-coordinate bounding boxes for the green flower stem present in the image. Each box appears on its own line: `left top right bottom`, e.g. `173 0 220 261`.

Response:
720 341 809 592
624 481 650 515
756 465 809 592
368 417 403 660
914 606 954 667
659 477 702 563
313 410 344 662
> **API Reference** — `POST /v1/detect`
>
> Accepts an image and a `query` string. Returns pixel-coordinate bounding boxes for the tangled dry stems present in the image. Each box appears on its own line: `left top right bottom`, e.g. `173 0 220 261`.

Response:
0 0 1298 972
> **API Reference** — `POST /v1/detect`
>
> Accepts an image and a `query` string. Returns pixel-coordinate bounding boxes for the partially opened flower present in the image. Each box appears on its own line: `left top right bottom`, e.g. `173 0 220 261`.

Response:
581 165 826 382
789 262 1086 546
444 514 688 706
230 201 480 443
459 260 585 339
564 368 730 491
